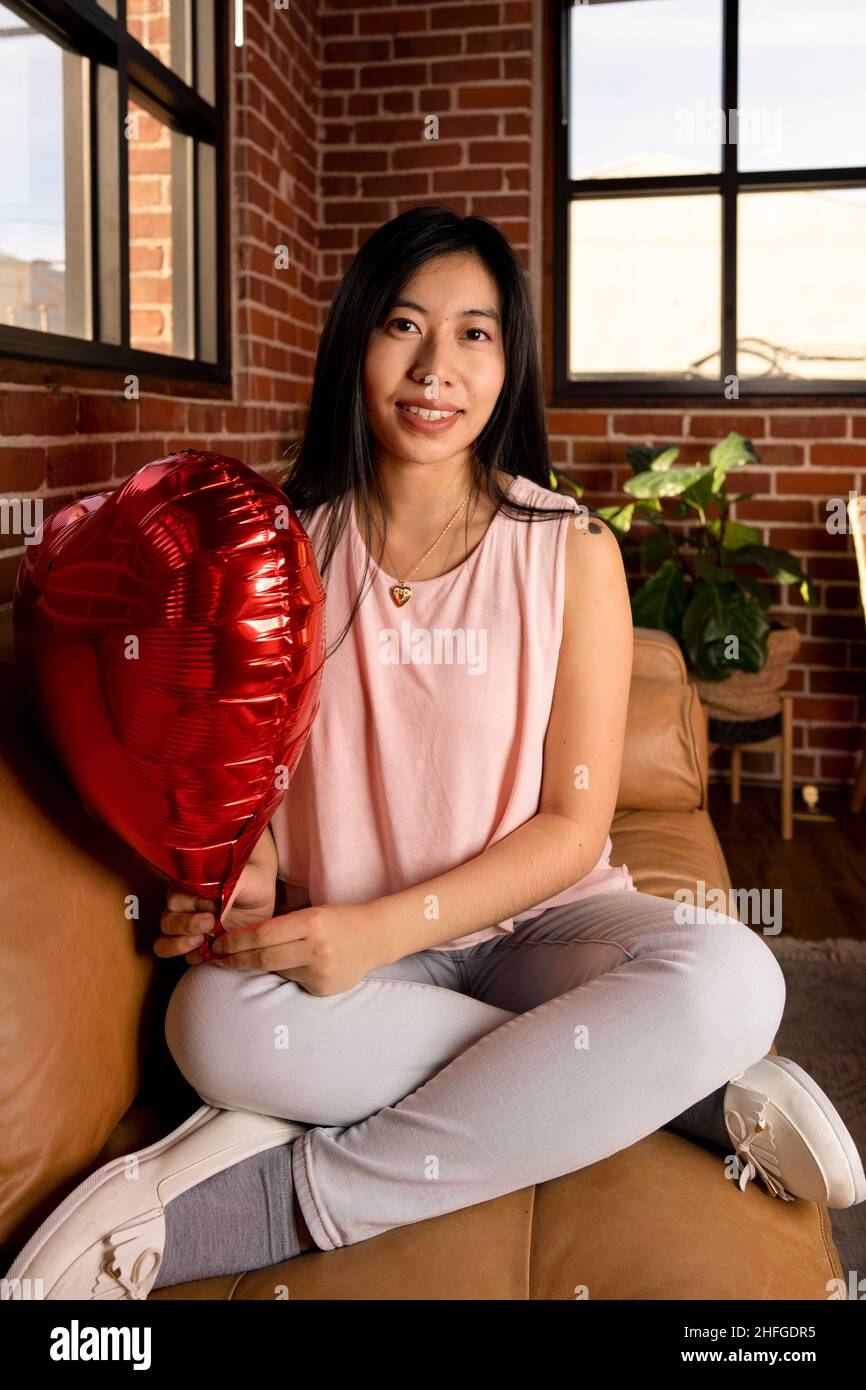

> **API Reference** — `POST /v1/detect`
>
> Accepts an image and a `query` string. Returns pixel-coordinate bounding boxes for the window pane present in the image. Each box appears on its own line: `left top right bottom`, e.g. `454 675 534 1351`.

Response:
0 5 91 338
127 95 195 358
569 0 723 180
568 194 721 378
127 0 193 88
738 189 866 381
739 0 866 172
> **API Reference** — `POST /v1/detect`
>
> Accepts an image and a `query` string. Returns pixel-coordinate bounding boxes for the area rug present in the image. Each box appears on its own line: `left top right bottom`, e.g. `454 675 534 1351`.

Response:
762 935 866 1286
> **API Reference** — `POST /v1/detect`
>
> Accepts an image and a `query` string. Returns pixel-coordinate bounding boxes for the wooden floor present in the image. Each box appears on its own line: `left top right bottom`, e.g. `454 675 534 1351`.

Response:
707 781 866 942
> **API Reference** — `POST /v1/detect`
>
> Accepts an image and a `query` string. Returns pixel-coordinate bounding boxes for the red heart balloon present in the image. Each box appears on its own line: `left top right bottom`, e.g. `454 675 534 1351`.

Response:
12 450 325 957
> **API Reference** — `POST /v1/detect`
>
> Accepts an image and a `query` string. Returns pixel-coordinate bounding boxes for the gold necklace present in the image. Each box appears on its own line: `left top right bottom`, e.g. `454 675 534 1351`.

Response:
376 488 473 607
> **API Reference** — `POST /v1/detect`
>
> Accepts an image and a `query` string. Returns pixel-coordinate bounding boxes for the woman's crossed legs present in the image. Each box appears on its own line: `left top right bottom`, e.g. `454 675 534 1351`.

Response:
163 890 786 1255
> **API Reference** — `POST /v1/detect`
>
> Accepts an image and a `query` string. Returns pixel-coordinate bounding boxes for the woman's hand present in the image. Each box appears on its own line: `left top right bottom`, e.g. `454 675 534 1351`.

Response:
207 901 384 996
154 829 278 965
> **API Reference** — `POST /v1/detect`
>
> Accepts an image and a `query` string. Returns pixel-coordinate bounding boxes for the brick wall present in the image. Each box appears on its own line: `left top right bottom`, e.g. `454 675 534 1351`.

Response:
1 0 864 791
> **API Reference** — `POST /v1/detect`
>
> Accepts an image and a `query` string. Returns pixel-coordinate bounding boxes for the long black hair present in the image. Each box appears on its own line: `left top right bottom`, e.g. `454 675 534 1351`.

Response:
279 204 588 657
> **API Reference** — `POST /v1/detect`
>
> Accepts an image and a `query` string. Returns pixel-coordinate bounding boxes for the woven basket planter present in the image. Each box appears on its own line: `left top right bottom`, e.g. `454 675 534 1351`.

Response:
689 623 801 723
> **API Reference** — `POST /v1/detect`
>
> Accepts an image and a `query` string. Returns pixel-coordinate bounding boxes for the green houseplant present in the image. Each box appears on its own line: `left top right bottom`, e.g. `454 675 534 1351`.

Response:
551 435 813 722
599 433 814 679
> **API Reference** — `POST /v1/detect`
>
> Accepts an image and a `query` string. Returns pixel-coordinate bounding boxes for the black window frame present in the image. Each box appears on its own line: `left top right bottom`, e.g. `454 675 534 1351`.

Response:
553 0 866 403
0 0 230 386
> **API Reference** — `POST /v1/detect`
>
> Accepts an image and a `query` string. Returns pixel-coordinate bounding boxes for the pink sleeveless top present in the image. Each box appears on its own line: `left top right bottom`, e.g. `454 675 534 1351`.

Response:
269 472 635 952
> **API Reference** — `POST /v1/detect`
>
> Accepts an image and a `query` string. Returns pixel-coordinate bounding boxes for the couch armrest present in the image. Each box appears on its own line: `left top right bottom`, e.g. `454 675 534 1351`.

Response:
617 629 709 813
632 626 688 685
0 664 166 1250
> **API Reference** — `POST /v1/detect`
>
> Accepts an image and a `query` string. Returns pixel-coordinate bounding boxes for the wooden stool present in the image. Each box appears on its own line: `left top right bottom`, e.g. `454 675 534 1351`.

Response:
708 694 794 840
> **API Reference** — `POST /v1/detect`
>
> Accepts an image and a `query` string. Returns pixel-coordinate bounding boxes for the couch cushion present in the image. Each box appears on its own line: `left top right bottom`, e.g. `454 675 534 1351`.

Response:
611 807 732 900
618 679 706 812
148 1130 843 1300
632 627 687 685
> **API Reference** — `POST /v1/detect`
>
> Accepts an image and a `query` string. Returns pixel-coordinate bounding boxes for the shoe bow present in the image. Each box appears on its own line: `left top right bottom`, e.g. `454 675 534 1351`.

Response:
90 1216 163 1299
725 1102 797 1203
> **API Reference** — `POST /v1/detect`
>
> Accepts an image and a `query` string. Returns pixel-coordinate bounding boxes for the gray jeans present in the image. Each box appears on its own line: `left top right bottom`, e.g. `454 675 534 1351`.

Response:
164 890 786 1251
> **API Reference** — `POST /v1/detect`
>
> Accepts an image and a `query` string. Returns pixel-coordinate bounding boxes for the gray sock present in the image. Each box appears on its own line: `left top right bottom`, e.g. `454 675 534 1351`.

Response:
152 1140 300 1290
665 1082 732 1153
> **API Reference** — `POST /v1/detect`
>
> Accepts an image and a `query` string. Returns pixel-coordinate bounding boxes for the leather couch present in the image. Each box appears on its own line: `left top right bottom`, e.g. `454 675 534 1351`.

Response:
0 622 844 1299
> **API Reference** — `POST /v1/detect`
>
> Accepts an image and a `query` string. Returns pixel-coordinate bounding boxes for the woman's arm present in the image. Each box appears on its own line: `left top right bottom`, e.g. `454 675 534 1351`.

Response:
366 516 634 966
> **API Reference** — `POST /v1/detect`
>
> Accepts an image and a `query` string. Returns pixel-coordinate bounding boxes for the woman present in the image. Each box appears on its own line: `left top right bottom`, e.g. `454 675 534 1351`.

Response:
7 207 864 1300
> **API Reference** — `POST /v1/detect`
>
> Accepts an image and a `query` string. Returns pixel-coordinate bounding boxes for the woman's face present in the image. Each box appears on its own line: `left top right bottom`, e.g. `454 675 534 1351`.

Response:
363 253 506 471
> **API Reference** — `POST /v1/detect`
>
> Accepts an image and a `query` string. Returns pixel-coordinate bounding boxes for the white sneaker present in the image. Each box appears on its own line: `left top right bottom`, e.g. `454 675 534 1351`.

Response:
1 1104 310 1300
723 1055 866 1209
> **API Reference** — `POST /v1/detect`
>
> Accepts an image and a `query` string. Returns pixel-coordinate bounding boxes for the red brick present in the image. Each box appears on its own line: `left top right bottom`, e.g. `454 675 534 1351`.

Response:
0 391 76 436
818 753 859 780
0 447 45 491
810 724 862 750
768 414 848 438
139 398 187 432
806 556 859 580
769 527 843 553
729 469 772 495
739 750 776 774
735 499 814 522
78 395 138 434
45 442 113 488
438 2 502 25
809 669 866 695
609 413 685 437
546 411 608 437
776 471 859 496
810 614 865 641
688 414 767 438
793 696 857 721
115 440 166 478
187 404 224 434
359 63 428 90
810 444 866 468
824 585 862 611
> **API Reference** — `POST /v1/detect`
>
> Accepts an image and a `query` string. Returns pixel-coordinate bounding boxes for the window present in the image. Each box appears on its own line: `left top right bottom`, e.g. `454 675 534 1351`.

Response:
0 0 227 383
553 0 866 399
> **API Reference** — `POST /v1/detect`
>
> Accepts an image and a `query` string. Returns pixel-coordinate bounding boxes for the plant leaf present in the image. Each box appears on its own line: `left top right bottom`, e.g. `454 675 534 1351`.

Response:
693 553 737 584
737 575 773 606
640 529 675 569
708 432 760 491
708 518 762 550
681 471 717 511
596 502 635 534
682 581 770 680
624 465 713 499
648 446 681 472
549 467 584 499
631 558 688 641
727 544 813 603
626 444 679 474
